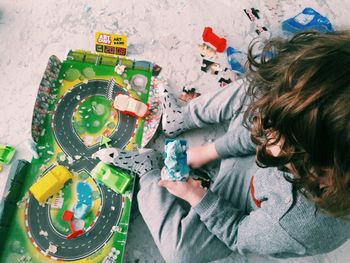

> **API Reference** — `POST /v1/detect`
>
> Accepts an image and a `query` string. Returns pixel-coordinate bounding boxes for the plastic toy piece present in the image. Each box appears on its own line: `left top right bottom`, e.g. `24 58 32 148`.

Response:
197 43 217 59
201 59 222 75
113 93 149 118
100 135 111 148
24 138 39 159
62 210 85 240
226 47 246 74
46 242 58 254
114 64 126 75
163 139 190 182
190 168 213 189
242 8 271 40
152 64 162 77
218 68 238 87
73 203 91 219
67 50 86 62
29 165 73 203
51 195 64 209
73 182 92 219
91 161 132 194
256 26 271 40
244 8 260 21
130 74 148 91
101 56 119 66
202 27 227 53
282 8 334 33
178 87 201 102
133 61 152 71
0 145 16 165
119 58 133 68
72 181 93 219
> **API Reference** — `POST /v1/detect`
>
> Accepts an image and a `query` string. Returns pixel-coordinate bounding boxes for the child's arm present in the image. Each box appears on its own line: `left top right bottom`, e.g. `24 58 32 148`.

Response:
188 124 256 168
214 124 256 158
187 143 219 168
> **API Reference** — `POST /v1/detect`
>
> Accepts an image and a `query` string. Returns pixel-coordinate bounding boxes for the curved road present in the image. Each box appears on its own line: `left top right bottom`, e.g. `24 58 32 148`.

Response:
27 80 136 260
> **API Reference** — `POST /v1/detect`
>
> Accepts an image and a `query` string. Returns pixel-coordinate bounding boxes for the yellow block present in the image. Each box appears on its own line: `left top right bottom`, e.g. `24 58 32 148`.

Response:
29 165 73 203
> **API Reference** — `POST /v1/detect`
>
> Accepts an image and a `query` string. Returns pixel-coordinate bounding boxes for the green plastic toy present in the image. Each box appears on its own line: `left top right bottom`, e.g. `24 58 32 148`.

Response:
91 161 132 194
0 145 16 164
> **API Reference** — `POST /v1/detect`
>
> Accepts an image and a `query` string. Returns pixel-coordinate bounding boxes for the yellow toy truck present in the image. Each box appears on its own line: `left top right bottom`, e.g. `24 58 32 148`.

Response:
29 165 73 203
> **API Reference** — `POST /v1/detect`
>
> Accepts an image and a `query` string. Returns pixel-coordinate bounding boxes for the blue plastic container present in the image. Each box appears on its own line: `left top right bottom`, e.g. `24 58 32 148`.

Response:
282 8 334 33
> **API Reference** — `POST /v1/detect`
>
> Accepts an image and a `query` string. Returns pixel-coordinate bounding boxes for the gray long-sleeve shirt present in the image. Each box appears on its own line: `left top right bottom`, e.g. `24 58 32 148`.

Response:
193 122 350 257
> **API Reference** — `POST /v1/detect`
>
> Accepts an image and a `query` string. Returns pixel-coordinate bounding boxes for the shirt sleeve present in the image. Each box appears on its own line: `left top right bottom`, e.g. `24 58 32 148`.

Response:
214 124 256 158
193 190 306 257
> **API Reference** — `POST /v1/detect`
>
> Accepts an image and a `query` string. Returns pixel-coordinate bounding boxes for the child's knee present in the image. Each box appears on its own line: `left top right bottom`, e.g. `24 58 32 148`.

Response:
159 245 196 263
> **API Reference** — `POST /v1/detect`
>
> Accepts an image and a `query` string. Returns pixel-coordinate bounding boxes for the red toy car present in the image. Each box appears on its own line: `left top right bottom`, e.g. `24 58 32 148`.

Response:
113 93 149 118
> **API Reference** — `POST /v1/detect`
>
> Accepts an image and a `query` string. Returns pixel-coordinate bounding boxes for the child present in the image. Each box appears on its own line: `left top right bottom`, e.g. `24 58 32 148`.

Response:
95 30 350 262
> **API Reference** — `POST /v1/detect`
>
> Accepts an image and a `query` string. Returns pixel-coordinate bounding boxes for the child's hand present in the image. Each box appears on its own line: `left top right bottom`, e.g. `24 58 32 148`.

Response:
158 168 207 207
187 143 219 168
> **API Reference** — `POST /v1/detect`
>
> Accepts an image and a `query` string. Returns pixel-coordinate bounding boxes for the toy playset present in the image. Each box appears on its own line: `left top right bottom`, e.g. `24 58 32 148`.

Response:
0 50 162 263
0 7 336 262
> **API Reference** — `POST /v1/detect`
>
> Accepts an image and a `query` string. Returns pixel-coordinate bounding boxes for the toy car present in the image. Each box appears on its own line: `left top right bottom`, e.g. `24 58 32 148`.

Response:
0 145 16 164
29 165 73 203
91 161 132 194
113 93 149 118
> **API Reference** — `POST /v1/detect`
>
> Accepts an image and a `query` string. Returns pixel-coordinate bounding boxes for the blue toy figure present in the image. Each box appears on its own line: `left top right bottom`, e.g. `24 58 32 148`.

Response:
226 46 245 75
163 139 190 181
282 8 334 33
72 182 93 219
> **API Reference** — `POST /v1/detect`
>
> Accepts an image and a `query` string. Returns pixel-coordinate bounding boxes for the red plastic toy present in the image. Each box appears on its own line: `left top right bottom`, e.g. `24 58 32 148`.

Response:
202 27 227 52
113 93 149 118
62 210 85 240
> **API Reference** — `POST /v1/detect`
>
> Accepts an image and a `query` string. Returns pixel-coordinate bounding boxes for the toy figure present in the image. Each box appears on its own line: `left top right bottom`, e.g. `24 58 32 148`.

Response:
163 139 190 181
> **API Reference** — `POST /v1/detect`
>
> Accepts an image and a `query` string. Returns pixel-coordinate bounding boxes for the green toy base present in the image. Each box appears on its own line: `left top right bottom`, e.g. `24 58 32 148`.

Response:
0 51 158 263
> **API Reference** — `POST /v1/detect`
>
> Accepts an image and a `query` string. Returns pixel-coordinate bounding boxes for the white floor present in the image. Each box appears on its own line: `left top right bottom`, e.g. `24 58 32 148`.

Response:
0 0 349 262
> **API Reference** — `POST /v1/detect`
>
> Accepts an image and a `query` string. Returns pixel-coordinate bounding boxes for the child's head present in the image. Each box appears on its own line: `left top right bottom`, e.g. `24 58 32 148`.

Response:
245 30 350 217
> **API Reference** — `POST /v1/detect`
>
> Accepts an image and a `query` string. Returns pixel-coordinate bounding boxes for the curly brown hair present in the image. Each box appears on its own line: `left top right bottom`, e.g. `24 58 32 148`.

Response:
244 30 350 217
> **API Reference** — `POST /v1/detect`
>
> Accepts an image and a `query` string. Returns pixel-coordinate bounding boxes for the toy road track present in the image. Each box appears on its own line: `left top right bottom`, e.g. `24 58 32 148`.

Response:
26 80 133 261
27 186 122 261
52 79 136 170
0 52 161 263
